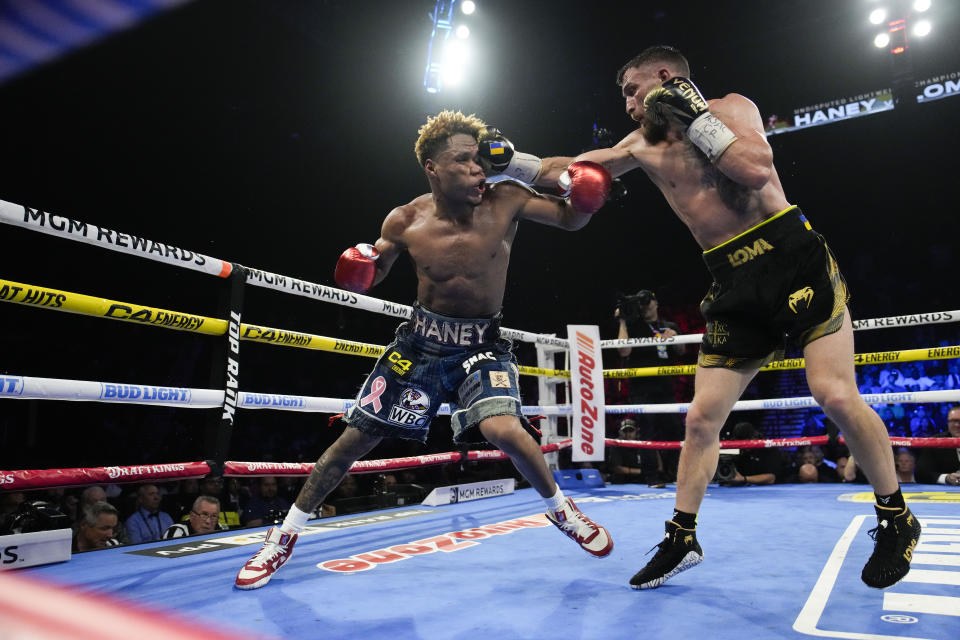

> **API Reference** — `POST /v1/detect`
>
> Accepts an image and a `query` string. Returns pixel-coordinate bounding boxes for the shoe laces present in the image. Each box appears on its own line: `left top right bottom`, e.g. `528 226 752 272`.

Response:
555 507 596 539
250 540 285 566
866 518 896 552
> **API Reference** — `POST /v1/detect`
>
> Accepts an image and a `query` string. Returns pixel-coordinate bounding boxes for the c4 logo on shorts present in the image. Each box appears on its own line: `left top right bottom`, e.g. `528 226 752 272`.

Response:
788 286 815 313
387 350 413 377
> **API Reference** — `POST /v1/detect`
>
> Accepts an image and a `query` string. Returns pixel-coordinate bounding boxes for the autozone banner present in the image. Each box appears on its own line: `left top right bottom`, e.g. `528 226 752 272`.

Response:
568 325 604 462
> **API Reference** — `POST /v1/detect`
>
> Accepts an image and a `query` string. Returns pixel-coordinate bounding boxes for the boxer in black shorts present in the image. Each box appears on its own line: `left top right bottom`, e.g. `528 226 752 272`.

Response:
698 205 849 369
528 45 919 591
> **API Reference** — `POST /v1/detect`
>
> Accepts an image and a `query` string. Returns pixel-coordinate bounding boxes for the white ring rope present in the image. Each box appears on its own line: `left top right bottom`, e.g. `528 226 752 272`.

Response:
3 199 958 349
4 374 958 416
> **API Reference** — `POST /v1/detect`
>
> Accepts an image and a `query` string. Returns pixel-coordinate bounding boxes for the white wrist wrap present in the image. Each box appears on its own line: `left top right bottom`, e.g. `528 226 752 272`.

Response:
557 170 572 197
688 112 738 163
503 152 543 184
355 243 379 260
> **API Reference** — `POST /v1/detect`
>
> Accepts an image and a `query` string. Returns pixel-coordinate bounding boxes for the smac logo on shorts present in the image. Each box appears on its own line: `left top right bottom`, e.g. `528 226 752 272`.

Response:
726 238 774 267
388 388 431 427
461 351 495 373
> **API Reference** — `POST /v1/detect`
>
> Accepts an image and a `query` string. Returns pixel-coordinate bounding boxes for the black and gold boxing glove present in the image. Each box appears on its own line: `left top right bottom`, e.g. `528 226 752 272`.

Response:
643 77 737 163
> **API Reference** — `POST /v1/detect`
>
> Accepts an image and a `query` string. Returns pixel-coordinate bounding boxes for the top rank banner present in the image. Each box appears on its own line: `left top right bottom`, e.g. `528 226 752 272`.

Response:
567 325 605 462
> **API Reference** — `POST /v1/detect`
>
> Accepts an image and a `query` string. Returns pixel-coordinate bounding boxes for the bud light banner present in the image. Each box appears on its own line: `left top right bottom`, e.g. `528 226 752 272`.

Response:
568 325 605 462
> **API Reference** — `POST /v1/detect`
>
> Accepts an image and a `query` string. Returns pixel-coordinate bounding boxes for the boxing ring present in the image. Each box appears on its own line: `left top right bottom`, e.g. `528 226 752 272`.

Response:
2 198 960 639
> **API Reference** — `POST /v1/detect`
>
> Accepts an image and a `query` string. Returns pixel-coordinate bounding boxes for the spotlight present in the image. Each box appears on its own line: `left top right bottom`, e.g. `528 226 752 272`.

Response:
455 25 470 39
912 19 931 36
869 8 887 25
874 32 890 47
441 39 469 86
912 0 931 12
461 0 476 15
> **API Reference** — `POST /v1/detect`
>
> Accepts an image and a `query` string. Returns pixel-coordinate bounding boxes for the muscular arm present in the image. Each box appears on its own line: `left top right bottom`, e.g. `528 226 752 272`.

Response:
535 130 649 187
508 183 594 231
369 207 409 287
708 94 774 190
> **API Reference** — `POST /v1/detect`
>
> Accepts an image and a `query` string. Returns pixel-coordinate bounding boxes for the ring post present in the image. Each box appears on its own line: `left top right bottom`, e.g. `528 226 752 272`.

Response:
204 263 247 474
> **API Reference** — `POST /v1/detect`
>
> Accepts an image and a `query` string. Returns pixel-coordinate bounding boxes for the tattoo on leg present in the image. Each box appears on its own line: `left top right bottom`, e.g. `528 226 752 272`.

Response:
295 451 351 513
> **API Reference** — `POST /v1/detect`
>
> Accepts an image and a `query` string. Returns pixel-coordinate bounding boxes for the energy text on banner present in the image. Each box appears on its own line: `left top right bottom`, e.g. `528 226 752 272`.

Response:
568 325 605 462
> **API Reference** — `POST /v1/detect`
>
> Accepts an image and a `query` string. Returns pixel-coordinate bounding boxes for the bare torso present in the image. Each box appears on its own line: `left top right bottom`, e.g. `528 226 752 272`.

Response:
385 184 523 317
614 95 791 249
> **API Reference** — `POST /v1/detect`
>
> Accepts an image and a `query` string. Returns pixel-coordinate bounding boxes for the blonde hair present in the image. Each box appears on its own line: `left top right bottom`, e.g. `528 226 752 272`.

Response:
414 110 487 166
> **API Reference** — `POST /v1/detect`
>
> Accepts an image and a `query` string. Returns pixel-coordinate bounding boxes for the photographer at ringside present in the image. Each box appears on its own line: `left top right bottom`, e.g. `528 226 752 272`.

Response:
615 289 685 486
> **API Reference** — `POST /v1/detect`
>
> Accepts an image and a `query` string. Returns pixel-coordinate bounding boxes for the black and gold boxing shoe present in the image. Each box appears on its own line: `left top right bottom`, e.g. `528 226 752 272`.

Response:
630 520 703 590
861 505 922 589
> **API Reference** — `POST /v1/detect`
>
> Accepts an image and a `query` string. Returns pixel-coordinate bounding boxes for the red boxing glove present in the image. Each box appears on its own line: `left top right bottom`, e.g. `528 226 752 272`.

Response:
334 243 380 293
558 161 612 214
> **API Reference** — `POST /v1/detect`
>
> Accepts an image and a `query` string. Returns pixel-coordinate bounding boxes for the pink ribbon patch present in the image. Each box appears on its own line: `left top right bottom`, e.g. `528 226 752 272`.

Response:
360 376 387 413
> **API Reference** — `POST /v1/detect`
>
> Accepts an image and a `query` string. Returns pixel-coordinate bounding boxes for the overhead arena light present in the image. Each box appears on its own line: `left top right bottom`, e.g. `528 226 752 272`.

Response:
441 39 470 87
874 32 891 48
869 8 887 25
912 19 932 37
423 0 476 94
912 0 931 12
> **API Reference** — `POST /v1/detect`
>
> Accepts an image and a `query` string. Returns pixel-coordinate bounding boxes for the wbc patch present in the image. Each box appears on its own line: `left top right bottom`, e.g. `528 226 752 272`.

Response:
388 387 431 427
489 371 511 388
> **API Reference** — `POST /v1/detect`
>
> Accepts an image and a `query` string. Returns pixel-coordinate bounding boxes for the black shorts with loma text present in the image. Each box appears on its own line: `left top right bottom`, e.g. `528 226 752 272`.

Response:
698 205 850 369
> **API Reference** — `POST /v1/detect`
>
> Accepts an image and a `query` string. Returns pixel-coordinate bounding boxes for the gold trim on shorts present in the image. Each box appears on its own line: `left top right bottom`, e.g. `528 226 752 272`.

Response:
703 205 798 256
796 247 850 347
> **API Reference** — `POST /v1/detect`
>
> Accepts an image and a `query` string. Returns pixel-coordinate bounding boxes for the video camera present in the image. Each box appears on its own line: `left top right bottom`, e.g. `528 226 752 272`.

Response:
0 500 70 535
714 453 740 484
616 290 655 323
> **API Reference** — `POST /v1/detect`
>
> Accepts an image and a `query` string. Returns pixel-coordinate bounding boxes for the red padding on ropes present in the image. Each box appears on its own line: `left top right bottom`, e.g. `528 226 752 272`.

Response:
605 436 830 450
348 452 462 474
839 436 960 448
467 450 509 462
0 461 210 492
224 461 313 476
224 441 574 477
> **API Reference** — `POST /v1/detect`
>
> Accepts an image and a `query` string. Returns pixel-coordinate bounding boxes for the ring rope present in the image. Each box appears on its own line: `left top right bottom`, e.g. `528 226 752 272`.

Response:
6 435 959 492
3 278 958 380
604 345 960 379
4 199 958 349
4 373 958 417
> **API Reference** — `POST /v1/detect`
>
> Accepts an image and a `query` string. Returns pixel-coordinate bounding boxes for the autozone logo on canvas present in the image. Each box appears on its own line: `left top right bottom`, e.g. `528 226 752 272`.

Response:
318 514 550 573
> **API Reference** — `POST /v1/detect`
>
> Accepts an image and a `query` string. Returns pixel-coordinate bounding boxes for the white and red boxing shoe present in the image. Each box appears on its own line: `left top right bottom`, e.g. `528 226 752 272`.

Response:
235 527 299 590
545 497 614 558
